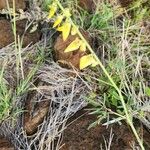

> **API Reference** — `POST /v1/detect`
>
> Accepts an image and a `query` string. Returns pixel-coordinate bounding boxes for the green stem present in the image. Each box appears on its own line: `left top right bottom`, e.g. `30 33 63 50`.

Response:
56 1 144 149
12 0 20 83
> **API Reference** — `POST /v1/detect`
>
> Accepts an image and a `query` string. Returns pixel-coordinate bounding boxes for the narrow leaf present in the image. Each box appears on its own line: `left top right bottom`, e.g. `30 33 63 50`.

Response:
145 87 150 97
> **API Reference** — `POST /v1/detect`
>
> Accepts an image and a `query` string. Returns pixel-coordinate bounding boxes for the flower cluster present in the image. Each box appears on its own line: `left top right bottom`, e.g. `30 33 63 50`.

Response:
48 1 98 70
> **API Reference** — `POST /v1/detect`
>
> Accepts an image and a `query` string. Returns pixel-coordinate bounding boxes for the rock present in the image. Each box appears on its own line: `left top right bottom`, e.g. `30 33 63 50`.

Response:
0 0 26 10
0 137 14 150
0 19 40 48
54 31 92 69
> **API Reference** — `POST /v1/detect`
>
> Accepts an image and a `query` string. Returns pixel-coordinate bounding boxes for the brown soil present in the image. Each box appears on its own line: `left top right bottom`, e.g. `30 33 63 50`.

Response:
0 137 14 150
61 108 150 150
24 99 50 135
78 0 134 13
0 19 41 49
119 0 134 7
0 0 26 10
78 0 98 13
24 81 50 135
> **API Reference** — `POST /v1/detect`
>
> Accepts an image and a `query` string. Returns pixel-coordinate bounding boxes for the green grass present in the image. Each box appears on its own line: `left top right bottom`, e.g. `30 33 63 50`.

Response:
0 63 12 121
0 0 45 123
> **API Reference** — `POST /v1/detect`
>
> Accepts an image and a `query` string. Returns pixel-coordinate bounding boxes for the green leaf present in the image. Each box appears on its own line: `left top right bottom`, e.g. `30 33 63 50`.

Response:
145 87 150 97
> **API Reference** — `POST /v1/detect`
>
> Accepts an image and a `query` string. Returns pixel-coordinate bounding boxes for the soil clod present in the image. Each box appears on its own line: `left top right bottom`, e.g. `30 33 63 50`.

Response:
0 19 40 49
0 0 26 10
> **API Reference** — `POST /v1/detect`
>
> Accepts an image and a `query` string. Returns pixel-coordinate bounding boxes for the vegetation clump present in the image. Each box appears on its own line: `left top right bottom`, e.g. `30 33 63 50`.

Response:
0 0 149 149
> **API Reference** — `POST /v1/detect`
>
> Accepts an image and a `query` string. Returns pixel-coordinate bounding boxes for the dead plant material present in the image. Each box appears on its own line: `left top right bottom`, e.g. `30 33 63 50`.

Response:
0 137 14 150
54 31 92 69
0 62 91 149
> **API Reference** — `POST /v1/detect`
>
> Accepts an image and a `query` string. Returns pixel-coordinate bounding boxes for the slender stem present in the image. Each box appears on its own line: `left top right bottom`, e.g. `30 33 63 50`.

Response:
12 0 20 83
56 1 144 149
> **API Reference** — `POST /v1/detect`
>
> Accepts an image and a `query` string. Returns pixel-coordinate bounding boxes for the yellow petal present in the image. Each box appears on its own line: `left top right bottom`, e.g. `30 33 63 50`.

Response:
64 37 81 53
57 26 63 31
48 4 57 19
79 41 86 52
71 26 77 35
63 8 71 18
53 15 64 28
80 54 98 70
57 21 71 41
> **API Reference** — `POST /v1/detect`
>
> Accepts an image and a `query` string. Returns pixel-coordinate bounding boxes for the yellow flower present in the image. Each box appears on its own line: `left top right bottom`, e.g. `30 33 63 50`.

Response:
48 3 57 19
80 54 98 70
53 15 64 28
64 37 81 52
57 21 71 41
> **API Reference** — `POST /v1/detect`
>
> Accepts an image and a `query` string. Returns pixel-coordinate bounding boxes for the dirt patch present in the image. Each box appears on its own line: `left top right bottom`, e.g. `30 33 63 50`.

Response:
61 108 150 150
0 19 41 48
119 0 134 7
78 0 98 12
0 0 26 10
0 0 149 149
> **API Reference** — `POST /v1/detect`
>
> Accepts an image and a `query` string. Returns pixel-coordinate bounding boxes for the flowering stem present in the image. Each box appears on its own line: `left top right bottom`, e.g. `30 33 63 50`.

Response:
55 0 144 149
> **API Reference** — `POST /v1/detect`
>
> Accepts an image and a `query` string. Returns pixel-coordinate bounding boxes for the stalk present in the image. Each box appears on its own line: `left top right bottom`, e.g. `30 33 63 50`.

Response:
12 0 20 83
56 1 144 149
